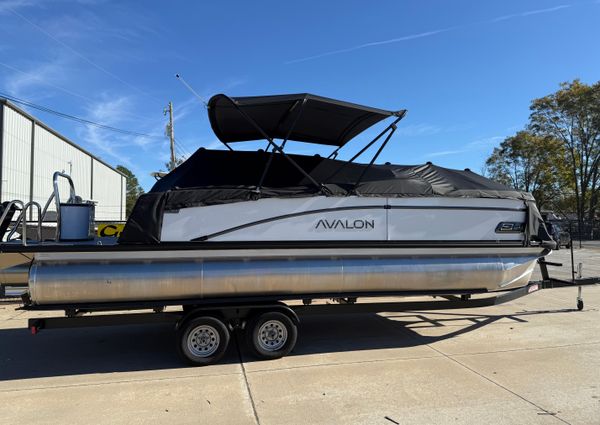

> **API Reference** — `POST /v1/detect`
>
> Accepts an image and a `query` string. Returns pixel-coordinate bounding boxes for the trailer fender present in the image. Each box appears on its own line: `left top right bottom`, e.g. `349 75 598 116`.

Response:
175 302 299 331
243 304 300 328
176 309 228 331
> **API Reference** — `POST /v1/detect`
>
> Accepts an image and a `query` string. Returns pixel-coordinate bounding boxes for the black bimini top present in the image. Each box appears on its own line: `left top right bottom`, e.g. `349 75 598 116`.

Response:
208 93 404 147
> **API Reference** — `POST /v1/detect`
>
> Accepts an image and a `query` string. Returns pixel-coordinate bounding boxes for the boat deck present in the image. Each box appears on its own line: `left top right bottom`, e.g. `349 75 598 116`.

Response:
1 238 535 254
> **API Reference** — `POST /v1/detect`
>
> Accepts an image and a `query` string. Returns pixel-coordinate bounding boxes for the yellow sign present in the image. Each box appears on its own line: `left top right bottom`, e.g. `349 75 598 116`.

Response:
97 223 125 237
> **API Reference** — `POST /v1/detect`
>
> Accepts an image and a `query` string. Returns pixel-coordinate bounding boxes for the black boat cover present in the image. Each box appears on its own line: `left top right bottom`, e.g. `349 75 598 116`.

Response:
119 149 547 244
208 93 402 147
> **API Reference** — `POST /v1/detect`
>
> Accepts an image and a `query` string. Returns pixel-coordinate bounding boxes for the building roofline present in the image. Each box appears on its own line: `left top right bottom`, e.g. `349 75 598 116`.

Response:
0 98 128 178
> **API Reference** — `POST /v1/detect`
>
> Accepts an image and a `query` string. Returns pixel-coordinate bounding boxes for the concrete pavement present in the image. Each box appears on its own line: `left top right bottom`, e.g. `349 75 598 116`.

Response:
1 248 599 424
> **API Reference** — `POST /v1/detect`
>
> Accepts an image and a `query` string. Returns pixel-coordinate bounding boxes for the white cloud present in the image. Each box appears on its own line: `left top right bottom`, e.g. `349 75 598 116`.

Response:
221 77 249 92
0 0 113 14
396 123 443 137
40 8 158 44
172 96 203 122
470 136 504 146
425 136 503 158
78 96 139 166
7 6 161 105
393 122 475 138
1 55 80 101
0 0 36 14
205 139 227 150
426 149 467 158
85 96 131 123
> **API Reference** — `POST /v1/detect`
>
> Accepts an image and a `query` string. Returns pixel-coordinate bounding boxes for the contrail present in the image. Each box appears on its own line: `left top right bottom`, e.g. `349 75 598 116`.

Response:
8 7 163 105
285 4 572 64
491 4 570 22
285 28 455 64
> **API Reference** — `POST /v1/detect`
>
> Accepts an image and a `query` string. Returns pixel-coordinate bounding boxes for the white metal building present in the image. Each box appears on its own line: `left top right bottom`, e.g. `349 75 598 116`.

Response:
0 99 126 222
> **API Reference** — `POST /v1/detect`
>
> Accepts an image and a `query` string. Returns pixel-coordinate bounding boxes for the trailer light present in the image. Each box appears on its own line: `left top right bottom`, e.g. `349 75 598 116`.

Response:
30 326 38 335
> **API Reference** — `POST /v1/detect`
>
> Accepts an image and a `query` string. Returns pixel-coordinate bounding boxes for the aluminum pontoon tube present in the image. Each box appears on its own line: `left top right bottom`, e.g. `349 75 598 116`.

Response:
28 248 544 305
0 265 30 286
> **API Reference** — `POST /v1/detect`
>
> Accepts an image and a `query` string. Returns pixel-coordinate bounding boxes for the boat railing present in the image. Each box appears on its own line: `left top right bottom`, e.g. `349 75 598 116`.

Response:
1 200 43 246
1 172 78 245
40 172 77 241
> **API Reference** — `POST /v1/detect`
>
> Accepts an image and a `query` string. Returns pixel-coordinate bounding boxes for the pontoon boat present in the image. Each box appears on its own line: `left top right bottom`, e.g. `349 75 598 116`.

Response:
1 93 555 306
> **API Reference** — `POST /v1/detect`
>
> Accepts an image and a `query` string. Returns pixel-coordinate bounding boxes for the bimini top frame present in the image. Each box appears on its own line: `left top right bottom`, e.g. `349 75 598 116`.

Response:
207 93 407 194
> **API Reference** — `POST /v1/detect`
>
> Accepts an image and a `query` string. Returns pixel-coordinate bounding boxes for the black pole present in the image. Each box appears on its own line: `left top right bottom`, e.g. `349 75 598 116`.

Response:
219 95 324 192
569 219 575 282
327 110 406 160
280 98 307 150
325 113 405 182
347 114 404 164
257 98 308 191
352 124 397 192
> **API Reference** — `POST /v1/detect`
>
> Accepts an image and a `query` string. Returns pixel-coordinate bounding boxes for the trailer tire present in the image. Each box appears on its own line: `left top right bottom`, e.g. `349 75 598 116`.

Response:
176 316 230 366
246 311 297 360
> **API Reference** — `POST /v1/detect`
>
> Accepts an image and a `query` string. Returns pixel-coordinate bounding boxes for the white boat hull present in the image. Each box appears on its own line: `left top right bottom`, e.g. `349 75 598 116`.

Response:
161 196 527 242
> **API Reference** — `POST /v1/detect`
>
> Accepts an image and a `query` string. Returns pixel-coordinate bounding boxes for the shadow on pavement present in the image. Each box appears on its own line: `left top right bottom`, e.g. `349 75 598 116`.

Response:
282 308 578 357
0 307 579 382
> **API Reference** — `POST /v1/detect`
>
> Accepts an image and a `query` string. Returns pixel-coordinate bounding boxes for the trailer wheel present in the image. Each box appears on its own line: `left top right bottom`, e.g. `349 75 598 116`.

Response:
246 311 297 360
577 299 584 311
176 316 230 366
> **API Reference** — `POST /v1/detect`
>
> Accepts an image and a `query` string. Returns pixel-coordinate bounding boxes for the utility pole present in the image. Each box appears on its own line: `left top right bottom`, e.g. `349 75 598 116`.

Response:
164 102 175 170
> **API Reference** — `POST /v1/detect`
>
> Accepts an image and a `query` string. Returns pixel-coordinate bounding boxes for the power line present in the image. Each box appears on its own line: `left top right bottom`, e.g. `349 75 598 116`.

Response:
1 92 199 156
0 91 162 139
174 143 188 159
173 143 187 158
174 138 193 157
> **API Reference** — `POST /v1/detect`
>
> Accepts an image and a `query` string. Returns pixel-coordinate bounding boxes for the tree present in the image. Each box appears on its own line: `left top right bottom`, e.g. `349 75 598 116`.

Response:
116 165 145 218
164 157 184 171
485 131 570 210
529 80 600 228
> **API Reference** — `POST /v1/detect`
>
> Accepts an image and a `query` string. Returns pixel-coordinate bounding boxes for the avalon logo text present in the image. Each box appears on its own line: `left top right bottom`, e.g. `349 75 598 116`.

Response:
315 218 375 230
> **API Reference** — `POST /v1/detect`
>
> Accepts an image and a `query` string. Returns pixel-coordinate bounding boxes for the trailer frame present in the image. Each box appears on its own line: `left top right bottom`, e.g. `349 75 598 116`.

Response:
19 258 599 365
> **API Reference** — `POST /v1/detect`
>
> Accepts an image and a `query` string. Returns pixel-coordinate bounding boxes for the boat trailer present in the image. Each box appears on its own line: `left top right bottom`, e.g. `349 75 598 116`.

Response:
21 257 599 366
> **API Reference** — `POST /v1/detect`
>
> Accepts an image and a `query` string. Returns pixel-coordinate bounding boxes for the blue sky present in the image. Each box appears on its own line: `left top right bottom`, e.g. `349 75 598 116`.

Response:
1 0 599 190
